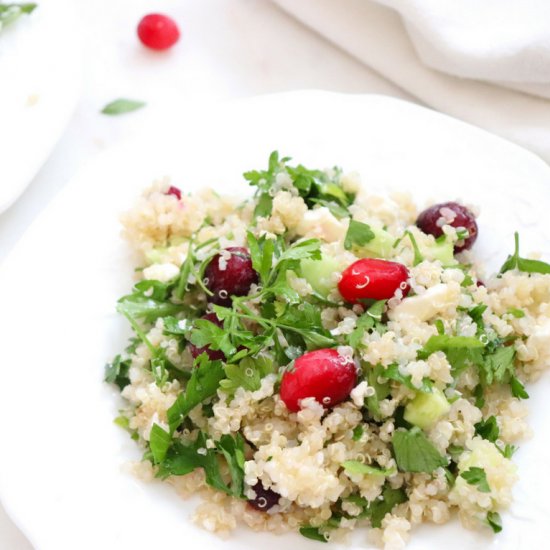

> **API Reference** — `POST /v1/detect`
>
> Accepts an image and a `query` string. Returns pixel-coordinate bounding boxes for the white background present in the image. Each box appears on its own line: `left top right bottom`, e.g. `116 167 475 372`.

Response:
0 0 414 547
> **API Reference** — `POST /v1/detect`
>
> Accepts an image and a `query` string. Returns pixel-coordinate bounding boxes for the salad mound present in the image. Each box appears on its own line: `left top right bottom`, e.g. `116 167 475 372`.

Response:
106 153 550 549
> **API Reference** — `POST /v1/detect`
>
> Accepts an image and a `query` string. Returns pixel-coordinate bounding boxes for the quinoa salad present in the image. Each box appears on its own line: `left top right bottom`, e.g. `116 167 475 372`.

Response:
105 152 550 549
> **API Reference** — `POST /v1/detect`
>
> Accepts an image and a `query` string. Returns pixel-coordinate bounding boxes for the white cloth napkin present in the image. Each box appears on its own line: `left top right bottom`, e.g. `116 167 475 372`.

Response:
273 0 550 163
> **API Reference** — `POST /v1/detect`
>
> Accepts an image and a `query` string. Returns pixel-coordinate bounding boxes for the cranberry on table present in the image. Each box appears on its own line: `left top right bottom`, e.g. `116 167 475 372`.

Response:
416 201 478 252
338 258 410 303
248 482 280 511
280 349 357 412
166 185 182 200
204 247 258 306
189 312 225 361
137 13 180 51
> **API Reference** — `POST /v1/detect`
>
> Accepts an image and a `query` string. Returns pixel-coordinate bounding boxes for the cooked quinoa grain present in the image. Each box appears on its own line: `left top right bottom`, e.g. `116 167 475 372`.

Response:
106 152 550 549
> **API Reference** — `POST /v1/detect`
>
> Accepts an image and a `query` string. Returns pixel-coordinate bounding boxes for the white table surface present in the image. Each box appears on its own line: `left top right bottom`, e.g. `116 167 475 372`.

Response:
0 0 413 547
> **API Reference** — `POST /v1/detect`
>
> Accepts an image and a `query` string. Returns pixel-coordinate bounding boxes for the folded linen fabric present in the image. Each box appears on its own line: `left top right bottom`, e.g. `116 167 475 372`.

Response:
273 0 550 163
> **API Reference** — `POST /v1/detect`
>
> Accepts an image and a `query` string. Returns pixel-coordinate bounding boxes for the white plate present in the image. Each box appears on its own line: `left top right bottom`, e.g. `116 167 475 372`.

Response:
0 0 81 212
1 92 549 550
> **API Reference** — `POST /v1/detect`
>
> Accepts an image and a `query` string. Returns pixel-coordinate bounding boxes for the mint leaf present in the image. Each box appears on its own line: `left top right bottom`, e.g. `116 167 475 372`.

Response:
486 511 503 533
342 460 395 477
392 427 447 473
101 98 145 115
344 220 375 251
167 358 225 432
150 423 172 464
461 467 491 493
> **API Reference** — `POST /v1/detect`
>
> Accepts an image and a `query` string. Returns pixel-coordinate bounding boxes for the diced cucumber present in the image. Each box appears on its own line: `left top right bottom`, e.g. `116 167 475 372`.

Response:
144 237 186 265
460 440 503 471
404 387 450 429
145 246 168 265
419 239 456 266
301 255 343 297
357 226 394 259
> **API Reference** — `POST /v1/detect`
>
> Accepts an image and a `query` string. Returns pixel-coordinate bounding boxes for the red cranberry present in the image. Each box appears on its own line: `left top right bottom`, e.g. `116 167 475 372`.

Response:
204 247 258 306
248 482 280 511
166 185 181 200
338 258 410 303
189 313 225 361
280 349 357 412
137 14 180 51
416 201 478 252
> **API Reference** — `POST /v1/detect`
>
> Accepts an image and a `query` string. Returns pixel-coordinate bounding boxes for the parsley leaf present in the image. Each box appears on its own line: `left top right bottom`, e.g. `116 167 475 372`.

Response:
167 357 225 432
510 375 529 399
117 294 181 324
485 511 503 533
383 363 433 393
299 526 327 542
344 220 375 251
419 335 485 357
150 423 172 464
507 307 525 318
461 467 491 493
219 355 275 396
0 3 36 30
500 232 550 274
393 230 424 266
162 316 190 336
480 346 516 386
499 444 518 459
101 98 146 115
104 354 131 390
347 300 387 348
392 427 447 473
217 433 246 498
352 425 364 441
157 431 244 497
189 317 235 358
247 232 275 286
246 152 354 220
475 416 499 442
342 460 396 477
366 487 408 528
364 363 391 420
